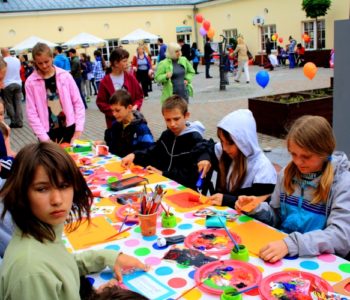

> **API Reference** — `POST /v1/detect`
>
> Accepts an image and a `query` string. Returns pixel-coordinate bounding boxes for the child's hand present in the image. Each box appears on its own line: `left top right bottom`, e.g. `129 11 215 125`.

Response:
121 154 135 168
235 195 259 213
197 160 211 178
259 240 289 263
114 253 150 282
166 72 172 79
208 193 223 206
146 166 162 175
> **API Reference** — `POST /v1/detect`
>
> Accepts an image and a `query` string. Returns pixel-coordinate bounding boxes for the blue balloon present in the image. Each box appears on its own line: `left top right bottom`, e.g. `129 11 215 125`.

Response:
255 70 270 88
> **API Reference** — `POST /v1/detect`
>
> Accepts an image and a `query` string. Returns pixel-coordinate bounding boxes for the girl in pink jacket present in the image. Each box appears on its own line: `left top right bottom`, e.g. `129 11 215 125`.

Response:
25 43 85 143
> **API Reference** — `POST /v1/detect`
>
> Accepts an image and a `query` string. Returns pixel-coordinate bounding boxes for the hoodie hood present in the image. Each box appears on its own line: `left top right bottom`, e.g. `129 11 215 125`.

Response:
216 109 261 158
180 120 205 137
331 151 350 182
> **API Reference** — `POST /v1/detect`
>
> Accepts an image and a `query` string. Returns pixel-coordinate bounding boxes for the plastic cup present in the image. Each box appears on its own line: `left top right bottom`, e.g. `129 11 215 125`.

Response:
161 212 177 228
230 244 249 262
138 212 157 236
221 287 243 300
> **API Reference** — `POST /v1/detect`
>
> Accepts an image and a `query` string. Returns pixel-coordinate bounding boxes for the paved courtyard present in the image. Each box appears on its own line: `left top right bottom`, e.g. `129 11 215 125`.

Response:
10 64 333 167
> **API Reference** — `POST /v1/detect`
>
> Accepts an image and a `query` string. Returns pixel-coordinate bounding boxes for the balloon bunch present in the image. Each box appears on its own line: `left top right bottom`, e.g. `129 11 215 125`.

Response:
302 33 311 43
195 14 215 39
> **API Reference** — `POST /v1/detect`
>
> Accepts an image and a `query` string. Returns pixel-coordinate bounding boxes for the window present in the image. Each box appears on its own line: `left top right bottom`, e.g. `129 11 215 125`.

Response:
101 39 118 61
176 33 191 45
261 25 277 52
303 20 325 49
223 29 238 39
149 43 159 58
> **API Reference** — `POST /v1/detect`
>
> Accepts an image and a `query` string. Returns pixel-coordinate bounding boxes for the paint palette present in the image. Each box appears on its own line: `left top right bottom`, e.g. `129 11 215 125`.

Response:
194 259 262 295
259 270 334 300
184 228 241 256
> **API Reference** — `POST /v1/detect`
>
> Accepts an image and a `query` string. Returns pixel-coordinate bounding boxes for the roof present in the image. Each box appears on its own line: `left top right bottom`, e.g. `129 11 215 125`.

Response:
0 0 211 13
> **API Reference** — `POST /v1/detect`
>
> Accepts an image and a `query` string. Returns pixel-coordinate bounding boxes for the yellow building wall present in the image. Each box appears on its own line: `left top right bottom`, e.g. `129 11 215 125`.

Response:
0 0 348 56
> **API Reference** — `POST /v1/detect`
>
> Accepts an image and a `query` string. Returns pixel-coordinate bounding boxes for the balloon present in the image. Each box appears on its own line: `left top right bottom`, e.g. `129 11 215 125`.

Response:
305 36 311 43
207 28 215 39
256 70 270 88
278 37 283 43
271 35 276 41
303 62 317 80
199 27 207 37
195 14 203 23
303 34 310 42
203 20 211 31
274 33 279 38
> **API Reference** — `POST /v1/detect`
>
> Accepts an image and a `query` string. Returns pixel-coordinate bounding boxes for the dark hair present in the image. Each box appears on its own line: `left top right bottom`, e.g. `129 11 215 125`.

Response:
1 142 92 242
105 48 129 74
158 38 163 43
109 89 132 107
161 95 188 115
191 42 198 49
55 46 63 53
80 276 149 300
80 53 87 61
93 50 102 57
68 48 77 54
178 38 184 43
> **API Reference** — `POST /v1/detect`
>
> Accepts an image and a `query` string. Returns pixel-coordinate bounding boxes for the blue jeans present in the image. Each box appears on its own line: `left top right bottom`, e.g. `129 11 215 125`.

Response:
289 53 296 69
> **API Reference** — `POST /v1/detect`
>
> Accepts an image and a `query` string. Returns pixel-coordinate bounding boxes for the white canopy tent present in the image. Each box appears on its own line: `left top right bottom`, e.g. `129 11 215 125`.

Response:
10 35 58 53
120 29 159 44
62 32 109 59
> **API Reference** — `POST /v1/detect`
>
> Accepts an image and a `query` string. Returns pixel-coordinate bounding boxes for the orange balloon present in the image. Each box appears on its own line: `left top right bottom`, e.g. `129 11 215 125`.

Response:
303 62 317 80
303 34 310 42
207 28 215 39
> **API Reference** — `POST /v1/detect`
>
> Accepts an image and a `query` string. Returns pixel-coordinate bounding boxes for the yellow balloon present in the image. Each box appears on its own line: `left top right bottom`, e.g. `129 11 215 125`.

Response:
271 35 277 41
207 28 215 39
303 62 318 80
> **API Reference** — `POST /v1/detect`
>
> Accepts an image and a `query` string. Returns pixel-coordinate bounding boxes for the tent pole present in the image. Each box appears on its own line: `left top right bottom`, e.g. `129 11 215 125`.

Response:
105 41 110 65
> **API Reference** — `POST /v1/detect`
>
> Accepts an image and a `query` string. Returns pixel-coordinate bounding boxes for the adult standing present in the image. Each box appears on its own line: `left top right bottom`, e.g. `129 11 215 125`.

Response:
233 36 250 84
265 35 274 71
68 48 87 109
157 38 167 62
288 36 297 69
25 42 85 143
178 38 191 61
0 48 23 128
96 48 144 130
93 50 105 91
132 46 153 99
155 42 195 103
204 37 214 78
53 46 71 71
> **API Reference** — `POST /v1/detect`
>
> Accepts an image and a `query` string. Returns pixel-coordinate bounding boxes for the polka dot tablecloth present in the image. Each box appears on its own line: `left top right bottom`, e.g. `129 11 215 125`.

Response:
64 151 350 300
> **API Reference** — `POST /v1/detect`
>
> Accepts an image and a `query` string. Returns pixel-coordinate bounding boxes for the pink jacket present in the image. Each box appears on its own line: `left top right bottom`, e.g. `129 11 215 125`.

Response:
25 66 85 141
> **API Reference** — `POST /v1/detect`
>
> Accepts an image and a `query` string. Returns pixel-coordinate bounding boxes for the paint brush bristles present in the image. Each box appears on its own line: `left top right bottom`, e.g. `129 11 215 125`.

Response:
218 217 240 251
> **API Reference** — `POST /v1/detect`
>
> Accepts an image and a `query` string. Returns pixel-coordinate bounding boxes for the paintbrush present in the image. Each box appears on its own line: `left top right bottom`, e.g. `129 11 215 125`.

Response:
118 215 128 233
218 217 240 252
174 280 204 300
229 285 259 296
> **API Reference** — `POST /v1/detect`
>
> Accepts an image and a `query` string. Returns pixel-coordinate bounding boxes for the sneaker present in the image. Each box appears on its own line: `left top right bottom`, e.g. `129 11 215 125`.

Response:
144 96 149 100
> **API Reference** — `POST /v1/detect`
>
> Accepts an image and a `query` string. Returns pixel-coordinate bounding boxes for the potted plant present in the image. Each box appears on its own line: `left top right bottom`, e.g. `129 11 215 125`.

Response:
248 88 332 138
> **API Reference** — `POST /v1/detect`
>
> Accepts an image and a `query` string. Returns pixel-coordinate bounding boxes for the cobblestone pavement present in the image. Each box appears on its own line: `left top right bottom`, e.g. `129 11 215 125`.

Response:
10 64 333 165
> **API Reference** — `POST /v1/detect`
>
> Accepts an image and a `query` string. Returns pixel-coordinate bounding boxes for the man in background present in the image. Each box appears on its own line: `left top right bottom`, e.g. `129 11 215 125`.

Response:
53 46 71 71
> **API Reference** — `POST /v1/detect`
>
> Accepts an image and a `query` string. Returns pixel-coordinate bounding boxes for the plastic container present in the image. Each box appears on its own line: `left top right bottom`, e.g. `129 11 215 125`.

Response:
230 244 249 262
161 212 177 228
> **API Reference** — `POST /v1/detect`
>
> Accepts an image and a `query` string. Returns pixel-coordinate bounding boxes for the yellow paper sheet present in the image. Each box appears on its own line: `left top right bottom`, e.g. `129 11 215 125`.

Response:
233 220 287 255
65 216 120 250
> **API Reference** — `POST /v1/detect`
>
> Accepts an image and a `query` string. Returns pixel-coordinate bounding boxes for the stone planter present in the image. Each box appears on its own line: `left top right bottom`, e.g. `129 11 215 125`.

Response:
248 89 333 138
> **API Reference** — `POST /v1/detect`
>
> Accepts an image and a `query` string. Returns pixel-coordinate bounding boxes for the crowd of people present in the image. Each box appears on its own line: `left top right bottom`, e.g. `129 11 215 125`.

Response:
0 35 349 299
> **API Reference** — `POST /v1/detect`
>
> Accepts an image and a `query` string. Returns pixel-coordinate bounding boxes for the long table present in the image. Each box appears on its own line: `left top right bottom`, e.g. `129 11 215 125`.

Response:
63 149 350 300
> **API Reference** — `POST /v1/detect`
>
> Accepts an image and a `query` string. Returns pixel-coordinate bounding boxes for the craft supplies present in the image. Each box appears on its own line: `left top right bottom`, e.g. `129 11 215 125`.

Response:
72 139 92 153
218 217 240 252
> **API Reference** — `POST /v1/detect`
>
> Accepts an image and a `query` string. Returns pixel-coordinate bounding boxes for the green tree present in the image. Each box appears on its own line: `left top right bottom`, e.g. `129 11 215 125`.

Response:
302 0 331 49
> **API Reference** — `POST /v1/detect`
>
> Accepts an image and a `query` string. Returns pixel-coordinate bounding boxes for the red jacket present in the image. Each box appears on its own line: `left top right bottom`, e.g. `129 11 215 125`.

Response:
96 72 144 129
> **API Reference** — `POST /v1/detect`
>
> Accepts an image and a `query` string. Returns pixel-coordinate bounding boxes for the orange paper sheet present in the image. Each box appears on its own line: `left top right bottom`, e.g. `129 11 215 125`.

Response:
233 220 287 255
65 216 121 250
163 188 209 212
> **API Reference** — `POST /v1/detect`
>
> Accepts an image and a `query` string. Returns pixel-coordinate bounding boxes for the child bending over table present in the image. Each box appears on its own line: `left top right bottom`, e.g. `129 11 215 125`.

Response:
207 109 277 208
105 89 154 158
236 115 350 262
0 142 149 299
121 95 211 191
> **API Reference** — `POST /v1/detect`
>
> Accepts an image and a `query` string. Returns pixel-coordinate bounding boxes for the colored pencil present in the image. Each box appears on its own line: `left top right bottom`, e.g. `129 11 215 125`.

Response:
218 217 240 251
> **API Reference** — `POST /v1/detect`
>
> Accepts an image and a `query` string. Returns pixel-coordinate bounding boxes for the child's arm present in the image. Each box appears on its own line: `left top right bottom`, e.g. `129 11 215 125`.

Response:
134 123 155 152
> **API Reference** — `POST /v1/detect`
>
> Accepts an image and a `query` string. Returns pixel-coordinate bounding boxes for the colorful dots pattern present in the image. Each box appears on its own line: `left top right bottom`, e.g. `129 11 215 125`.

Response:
184 212 196 219
143 235 158 241
145 256 162 266
161 228 176 235
321 271 342 282
155 266 173 276
188 270 196 279
300 260 319 270
168 277 187 288
338 263 350 273
134 247 151 256
178 223 193 230
183 289 202 299
124 239 140 247
317 254 337 263
194 219 205 226
104 244 120 251
152 242 168 250
264 260 283 268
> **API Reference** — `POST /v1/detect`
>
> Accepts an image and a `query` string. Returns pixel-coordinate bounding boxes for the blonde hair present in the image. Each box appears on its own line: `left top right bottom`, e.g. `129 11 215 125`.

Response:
217 128 247 193
284 115 335 204
237 37 244 45
166 42 181 60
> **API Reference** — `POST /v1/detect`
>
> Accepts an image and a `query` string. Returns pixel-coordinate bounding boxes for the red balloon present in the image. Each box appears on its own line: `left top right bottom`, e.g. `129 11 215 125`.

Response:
195 14 203 23
203 20 211 31
278 37 283 43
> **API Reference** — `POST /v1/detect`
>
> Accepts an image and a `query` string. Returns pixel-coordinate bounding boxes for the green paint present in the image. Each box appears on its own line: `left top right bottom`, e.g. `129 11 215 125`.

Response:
238 215 253 222
339 263 350 273
134 247 151 256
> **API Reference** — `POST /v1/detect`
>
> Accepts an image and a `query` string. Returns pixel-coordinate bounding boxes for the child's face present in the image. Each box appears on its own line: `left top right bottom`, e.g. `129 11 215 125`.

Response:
218 130 239 159
113 58 129 72
0 102 4 122
163 108 189 136
34 53 54 76
288 141 325 174
28 165 73 226
110 103 133 123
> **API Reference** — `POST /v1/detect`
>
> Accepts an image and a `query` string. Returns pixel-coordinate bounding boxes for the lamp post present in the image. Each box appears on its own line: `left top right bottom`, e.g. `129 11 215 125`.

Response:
219 35 227 91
